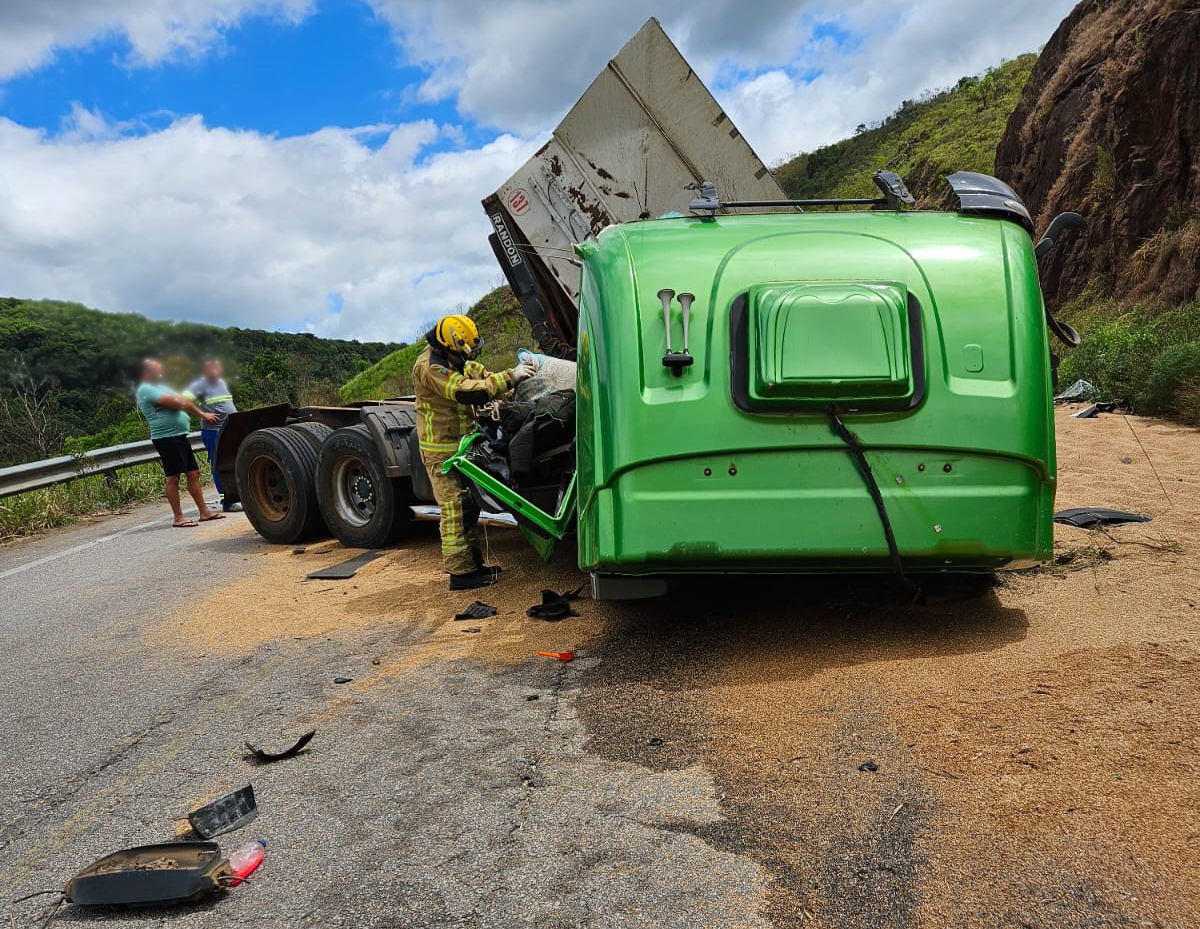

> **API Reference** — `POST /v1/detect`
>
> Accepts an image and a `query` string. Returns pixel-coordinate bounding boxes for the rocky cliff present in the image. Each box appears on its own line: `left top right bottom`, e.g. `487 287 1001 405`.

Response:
996 0 1200 307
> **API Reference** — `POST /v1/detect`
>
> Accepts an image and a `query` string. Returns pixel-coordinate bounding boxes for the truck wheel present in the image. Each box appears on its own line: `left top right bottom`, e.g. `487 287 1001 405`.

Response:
317 424 413 549
236 426 328 544
289 421 333 454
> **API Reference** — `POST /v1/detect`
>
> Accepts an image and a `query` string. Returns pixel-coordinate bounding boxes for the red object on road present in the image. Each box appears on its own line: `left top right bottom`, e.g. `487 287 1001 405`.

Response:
227 839 267 885
538 650 575 662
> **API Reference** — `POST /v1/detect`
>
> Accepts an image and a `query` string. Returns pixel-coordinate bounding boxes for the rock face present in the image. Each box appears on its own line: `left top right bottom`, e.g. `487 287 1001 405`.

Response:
996 0 1200 308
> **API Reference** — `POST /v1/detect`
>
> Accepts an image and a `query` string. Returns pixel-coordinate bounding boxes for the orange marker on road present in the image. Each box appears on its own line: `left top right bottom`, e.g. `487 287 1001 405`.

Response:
538 650 575 662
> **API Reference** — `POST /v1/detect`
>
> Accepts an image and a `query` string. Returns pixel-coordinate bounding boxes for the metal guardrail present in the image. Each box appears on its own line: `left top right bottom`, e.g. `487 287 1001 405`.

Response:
0 433 205 499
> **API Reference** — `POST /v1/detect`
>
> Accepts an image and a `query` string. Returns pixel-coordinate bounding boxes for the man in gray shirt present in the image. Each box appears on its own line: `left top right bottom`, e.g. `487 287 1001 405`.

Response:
184 356 241 512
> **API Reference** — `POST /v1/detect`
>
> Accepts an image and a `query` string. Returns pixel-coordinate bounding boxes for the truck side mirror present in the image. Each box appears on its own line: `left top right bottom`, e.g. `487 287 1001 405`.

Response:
1035 211 1086 259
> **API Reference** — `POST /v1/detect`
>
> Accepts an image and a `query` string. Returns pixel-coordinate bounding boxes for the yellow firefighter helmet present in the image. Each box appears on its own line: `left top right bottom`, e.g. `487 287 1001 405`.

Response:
434 314 483 360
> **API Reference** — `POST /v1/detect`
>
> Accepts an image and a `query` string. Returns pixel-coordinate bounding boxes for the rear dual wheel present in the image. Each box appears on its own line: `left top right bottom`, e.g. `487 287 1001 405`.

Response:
316 425 413 549
236 426 329 544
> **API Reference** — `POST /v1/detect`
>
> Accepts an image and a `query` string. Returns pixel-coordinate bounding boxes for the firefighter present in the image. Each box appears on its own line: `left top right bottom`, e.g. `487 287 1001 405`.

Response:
413 314 537 590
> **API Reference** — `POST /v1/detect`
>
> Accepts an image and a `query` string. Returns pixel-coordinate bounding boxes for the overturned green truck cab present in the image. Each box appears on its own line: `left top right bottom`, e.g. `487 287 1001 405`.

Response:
571 206 1055 587
449 190 1061 597
446 19 1065 597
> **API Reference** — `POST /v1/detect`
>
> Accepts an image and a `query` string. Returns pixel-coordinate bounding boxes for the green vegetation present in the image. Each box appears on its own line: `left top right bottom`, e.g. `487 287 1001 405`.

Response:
0 459 212 541
1058 289 1200 424
774 55 1037 203
0 298 402 466
341 286 533 401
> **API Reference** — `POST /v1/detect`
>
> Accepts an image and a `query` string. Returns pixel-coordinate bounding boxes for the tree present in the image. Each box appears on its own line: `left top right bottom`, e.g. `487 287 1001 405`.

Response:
0 360 65 465
973 68 1000 110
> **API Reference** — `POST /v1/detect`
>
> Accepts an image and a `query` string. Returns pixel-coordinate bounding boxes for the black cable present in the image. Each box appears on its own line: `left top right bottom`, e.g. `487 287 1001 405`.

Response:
825 405 921 600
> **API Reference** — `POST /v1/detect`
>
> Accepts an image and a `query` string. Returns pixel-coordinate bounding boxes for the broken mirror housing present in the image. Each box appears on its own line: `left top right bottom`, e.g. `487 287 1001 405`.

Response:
946 171 1034 233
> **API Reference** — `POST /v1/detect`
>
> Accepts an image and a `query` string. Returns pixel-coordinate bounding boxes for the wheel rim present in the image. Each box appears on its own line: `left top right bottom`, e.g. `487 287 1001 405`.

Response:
247 454 290 521
331 454 376 528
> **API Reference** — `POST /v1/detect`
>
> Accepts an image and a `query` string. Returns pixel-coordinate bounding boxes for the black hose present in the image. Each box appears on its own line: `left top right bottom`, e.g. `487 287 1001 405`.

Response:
825 406 921 600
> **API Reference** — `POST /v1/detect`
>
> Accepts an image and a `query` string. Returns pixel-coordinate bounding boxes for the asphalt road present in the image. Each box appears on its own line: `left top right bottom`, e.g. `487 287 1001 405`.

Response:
0 504 769 929
1 408 1196 929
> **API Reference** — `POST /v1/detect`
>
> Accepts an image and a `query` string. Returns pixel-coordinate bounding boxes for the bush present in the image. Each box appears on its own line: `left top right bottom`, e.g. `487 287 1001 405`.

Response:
1140 341 1200 418
1057 297 1200 421
63 408 148 454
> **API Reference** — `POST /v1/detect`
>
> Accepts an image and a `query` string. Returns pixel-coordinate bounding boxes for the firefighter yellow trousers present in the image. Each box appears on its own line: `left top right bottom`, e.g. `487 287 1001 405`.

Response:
420 451 479 575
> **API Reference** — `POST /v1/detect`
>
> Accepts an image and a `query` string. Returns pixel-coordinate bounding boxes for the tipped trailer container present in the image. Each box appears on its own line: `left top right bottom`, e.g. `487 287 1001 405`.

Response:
220 18 1074 598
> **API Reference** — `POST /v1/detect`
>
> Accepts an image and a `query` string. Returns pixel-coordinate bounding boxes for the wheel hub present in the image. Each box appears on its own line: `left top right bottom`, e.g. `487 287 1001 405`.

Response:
331 455 378 528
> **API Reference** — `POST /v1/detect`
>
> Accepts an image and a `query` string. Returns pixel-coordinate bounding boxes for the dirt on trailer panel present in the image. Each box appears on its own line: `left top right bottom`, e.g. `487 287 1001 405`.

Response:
134 406 1196 927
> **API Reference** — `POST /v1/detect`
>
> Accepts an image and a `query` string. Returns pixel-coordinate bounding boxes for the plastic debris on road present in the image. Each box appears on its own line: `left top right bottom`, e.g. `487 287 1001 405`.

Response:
454 600 498 621
527 585 584 621
64 841 230 905
227 839 267 886
189 785 257 839
1053 507 1152 528
244 729 315 764
538 650 575 662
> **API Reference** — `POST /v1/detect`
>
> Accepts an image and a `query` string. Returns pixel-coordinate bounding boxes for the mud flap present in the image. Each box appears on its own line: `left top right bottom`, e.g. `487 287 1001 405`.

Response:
215 404 290 505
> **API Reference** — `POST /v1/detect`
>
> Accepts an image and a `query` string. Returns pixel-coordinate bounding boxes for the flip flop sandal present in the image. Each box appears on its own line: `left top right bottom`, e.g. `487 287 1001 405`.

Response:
199 513 226 522
173 520 199 528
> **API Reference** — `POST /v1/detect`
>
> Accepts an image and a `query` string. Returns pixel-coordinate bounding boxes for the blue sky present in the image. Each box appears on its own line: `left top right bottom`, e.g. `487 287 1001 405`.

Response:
0 0 483 153
0 0 1078 341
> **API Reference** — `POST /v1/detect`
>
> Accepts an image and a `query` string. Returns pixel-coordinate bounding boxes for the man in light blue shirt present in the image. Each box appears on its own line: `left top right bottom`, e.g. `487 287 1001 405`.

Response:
135 358 223 527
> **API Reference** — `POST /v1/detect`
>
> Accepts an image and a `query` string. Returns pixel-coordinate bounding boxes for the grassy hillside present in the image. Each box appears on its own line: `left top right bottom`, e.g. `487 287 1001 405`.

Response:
0 298 401 465
775 55 1037 203
341 286 533 401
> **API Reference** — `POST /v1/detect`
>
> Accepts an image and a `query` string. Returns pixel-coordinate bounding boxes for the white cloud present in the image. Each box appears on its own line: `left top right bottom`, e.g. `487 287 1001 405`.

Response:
0 0 1081 343
368 0 1075 158
0 0 313 79
0 112 529 342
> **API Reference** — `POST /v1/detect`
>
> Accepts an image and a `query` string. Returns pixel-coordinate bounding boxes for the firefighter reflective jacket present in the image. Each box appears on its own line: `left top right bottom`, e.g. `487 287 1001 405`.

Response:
412 346 518 456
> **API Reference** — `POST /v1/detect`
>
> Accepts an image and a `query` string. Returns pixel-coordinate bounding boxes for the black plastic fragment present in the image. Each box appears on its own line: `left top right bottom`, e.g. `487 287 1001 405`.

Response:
858 760 879 773
305 550 382 580
1072 401 1118 419
527 585 585 621
245 729 316 763
65 842 228 905
188 785 257 839
454 600 498 621
1053 508 1152 528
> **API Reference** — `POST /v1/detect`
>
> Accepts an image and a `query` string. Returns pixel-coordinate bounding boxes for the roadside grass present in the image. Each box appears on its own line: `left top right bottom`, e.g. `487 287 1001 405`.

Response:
0 459 214 541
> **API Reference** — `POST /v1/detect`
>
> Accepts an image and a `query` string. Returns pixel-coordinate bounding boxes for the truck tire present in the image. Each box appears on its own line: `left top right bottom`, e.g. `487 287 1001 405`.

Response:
236 426 328 544
289 421 333 454
317 424 413 549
